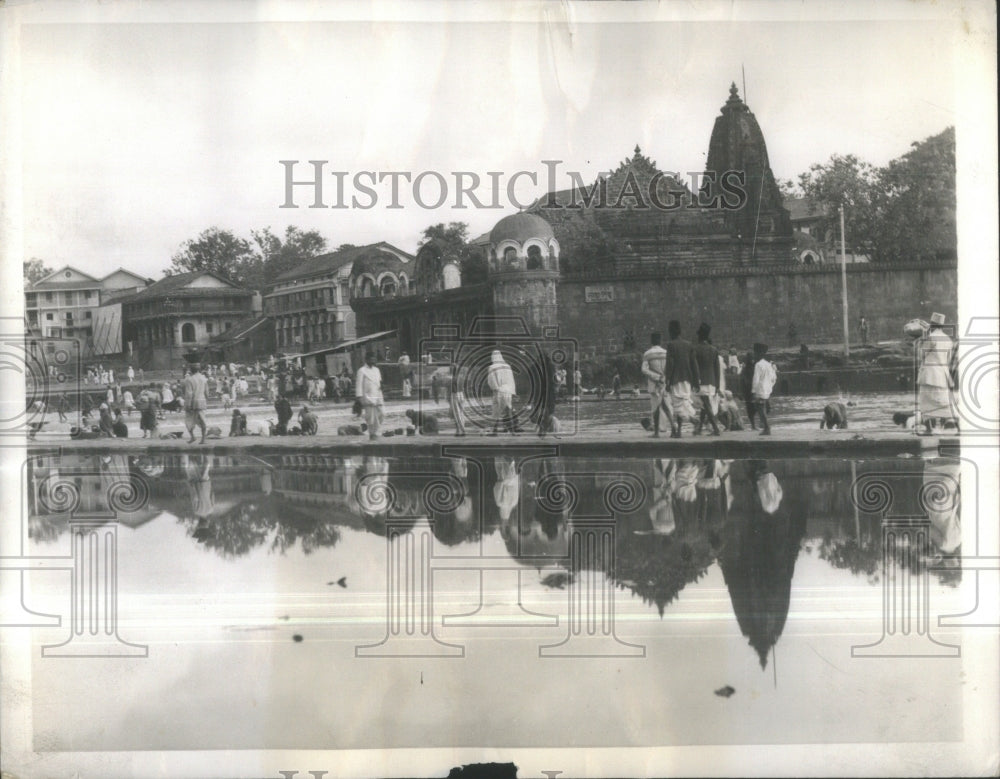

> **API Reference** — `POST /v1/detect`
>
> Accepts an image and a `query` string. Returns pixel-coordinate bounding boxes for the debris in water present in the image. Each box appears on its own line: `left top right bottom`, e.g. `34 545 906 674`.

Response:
292 634 303 643
327 577 348 587
714 685 735 698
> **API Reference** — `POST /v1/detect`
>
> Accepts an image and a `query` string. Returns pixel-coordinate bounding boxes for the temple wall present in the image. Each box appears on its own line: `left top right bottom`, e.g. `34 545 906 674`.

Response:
557 263 958 356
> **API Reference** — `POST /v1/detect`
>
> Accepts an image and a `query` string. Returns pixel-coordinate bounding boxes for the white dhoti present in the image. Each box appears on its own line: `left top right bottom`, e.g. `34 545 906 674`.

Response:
697 384 719 415
669 381 697 419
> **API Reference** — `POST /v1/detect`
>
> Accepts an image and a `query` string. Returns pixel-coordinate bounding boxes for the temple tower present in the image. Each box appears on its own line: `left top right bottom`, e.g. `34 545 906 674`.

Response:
705 83 792 256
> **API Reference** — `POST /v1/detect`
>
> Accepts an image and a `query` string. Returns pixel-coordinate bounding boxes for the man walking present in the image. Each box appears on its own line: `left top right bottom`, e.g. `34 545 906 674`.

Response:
182 362 209 444
692 322 722 436
449 362 468 436
487 349 517 435
641 332 672 437
751 342 778 436
355 350 384 440
665 320 699 438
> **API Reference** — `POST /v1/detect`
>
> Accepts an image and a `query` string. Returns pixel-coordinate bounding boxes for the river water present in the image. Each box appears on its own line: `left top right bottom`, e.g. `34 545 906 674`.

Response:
17 446 968 751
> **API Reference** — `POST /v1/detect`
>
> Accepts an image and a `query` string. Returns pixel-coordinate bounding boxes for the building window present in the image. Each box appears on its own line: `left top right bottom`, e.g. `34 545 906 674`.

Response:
181 322 196 342
45 292 54 302
206 322 213 334
225 322 232 331
526 245 543 270
85 311 92 319
84 290 93 300
46 313 53 321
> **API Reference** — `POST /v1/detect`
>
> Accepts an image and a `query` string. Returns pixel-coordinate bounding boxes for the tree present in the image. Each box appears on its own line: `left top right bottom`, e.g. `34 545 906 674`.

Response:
796 128 956 264
417 222 488 285
251 226 328 287
167 228 259 287
23 258 53 285
797 154 881 257
876 127 956 263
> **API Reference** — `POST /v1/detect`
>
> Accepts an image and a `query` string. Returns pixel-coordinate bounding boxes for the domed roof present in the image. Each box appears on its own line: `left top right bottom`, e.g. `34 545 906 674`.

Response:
489 212 555 244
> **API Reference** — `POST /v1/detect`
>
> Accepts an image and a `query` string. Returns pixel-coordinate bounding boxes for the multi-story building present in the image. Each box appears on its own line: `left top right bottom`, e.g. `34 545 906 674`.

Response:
264 242 414 355
25 266 150 352
117 270 258 370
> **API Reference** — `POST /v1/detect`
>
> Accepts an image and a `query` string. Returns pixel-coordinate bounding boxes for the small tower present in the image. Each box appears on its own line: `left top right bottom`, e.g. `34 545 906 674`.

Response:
486 213 561 335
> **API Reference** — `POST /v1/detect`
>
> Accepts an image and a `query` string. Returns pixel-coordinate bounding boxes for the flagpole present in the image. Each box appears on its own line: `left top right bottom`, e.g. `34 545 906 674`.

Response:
840 204 850 358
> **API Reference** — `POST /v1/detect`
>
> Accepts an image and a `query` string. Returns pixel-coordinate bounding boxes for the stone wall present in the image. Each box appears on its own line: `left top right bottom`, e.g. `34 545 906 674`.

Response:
557 262 957 356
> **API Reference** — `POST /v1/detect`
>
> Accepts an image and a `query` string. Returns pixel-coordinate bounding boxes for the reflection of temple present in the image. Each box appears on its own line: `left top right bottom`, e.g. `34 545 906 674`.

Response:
719 461 808 669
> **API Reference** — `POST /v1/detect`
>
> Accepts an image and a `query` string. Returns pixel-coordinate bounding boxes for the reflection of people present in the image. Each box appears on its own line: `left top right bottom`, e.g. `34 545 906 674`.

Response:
493 457 519 522
916 312 956 433
923 458 961 556
355 351 384 440
183 454 214 519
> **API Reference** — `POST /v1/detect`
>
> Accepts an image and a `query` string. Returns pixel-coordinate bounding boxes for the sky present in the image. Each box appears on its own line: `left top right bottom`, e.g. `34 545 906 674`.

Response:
1 2 985 281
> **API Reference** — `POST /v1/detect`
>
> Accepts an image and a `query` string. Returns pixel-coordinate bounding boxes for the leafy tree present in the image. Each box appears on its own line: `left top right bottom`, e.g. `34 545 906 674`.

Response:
167 228 259 286
252 226 328 287
797 154 881 256
419 222 468 252
416 221 488 285
876 127 956 263
796 128 955 263
23 258 53 285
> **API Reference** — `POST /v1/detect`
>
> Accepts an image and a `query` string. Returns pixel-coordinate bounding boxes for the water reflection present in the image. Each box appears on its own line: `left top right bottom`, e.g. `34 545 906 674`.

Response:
25 450 962 665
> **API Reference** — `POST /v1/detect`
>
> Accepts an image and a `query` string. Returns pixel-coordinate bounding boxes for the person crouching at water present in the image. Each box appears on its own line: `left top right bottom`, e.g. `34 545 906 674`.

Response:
229 409 248 437
641 332 672 437
820 402 848 429
665 320 700 438
298 405 318 435
112 408 129 438
405 409 439 434
717 390 744 431
692 322 722 436
355 351 384 440
751 343 777 436
487 349 518 435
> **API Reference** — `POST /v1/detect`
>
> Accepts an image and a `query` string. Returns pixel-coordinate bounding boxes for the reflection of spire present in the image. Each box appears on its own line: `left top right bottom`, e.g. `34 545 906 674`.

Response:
720 462 807 669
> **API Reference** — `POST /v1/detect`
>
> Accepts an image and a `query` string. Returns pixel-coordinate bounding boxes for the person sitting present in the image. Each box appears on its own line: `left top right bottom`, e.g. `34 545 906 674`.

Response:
821 402 849 430
716 390 744 431
338 421 368 436
274 395 293 435
229 409 248 437
111 409 129 438
893 411 917 429
98 404 116 437
205 426 223 439
298 405 318 435
405 408 439 434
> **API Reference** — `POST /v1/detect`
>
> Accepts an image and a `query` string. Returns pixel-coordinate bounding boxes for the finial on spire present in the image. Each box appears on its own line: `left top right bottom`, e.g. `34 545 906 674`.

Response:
730 82 739 98
634 144 642 156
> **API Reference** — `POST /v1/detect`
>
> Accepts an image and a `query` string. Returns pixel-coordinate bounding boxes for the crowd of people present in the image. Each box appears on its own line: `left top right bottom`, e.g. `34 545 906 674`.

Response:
57 312 959 443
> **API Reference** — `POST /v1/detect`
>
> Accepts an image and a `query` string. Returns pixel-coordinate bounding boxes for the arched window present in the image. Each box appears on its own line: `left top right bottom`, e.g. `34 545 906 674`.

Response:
181 322 196 343
380 276 397 296
526 245 543 270
503 247 519 270
359 277 376 298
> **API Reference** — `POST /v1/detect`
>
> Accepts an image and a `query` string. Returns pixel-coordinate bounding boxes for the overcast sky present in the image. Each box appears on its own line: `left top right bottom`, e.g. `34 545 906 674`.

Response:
3 2 986 280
